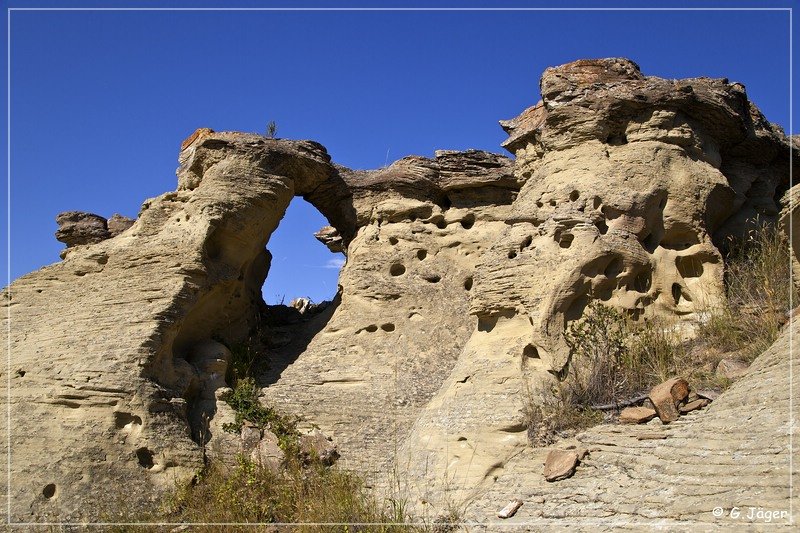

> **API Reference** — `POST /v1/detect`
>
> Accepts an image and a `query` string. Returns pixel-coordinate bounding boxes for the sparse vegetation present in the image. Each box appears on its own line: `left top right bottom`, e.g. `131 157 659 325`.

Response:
266 120 278 139
698 222 795 361
220 377 301 454
112 342 425 531
526 221 795 446
225 340 265 385
164 457 412 532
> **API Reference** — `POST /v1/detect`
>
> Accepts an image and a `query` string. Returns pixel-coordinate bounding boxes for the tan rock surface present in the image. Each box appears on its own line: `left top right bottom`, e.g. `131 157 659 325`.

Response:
393 58 795 509
1 133 339 521
1 58 796 525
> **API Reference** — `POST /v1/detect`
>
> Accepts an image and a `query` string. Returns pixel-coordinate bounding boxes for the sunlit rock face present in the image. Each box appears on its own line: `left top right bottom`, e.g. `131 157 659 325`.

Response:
2 58 796 522
396 58 795 508
1 132 339 521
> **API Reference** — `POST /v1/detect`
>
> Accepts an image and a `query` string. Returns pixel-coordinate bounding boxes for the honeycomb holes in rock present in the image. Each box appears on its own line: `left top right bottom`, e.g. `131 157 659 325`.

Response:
389 263 406 276
136 447 155 469
42 484 56 499
672 283 692 304
417 249 428 260
424 274 441 283
380 323 395 332
676 255 704 278
642 231 661 252
114 412 143 430
460 214 475 229
633 270 652 293
463 277 473 291
389 237 399 245
605 133 628 145
558 233 574 249
604 256 623 278
523 344 540 359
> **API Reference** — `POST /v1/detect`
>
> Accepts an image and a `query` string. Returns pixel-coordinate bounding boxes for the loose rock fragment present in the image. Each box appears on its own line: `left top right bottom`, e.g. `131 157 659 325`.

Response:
544 449 581 482
497 499 523 519
250 430 284 473
619 406 657 424
679 398 710 414
649 377 690 423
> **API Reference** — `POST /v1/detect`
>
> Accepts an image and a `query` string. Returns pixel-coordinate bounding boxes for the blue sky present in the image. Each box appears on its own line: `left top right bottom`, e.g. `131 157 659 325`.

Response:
2 1 796 303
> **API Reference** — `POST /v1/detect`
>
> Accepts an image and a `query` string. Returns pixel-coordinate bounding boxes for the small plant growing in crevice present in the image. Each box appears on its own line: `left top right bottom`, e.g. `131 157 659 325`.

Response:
220 377 301 455
225 340 268 385
562 302 630 407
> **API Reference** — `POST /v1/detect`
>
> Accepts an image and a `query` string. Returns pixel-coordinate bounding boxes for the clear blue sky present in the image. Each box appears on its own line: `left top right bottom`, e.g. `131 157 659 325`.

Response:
2 1 796 304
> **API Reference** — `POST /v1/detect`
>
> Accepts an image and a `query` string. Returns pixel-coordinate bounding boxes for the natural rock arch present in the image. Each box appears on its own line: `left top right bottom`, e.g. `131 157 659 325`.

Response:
2 58 797 523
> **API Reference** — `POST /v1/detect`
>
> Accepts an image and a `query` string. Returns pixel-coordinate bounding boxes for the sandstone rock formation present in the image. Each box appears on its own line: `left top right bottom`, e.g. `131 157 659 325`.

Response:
1 58 797 525
395 57 796 509
2 134 342 521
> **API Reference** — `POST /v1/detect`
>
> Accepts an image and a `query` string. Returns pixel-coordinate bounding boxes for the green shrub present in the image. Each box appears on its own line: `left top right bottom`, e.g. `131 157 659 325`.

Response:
220 377 300 455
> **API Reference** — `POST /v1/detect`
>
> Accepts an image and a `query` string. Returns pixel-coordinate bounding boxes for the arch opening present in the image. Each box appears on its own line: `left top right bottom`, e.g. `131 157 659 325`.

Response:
261 197 345 307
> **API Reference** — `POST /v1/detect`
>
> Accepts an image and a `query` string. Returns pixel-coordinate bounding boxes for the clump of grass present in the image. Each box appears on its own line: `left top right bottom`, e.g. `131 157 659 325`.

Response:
164 458 411 532
562 302 629 406
225 338 268 385
524 396 603 447
700 222 796 361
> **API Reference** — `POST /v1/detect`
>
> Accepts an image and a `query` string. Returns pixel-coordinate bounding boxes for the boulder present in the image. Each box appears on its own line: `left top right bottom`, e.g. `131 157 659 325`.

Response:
314 225 345 253
240 425 261 455
648 378 690 423
300 429 339 466
250 431 284 473
55 211 110 249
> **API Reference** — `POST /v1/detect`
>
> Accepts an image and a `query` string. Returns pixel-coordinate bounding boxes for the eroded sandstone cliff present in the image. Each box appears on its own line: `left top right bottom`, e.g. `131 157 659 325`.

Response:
1 58 796 524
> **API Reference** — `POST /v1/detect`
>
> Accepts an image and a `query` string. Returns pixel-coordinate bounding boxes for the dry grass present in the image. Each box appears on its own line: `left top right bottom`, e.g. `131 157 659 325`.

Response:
165 459 411 532
698 223 796 362
525 221 795 445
